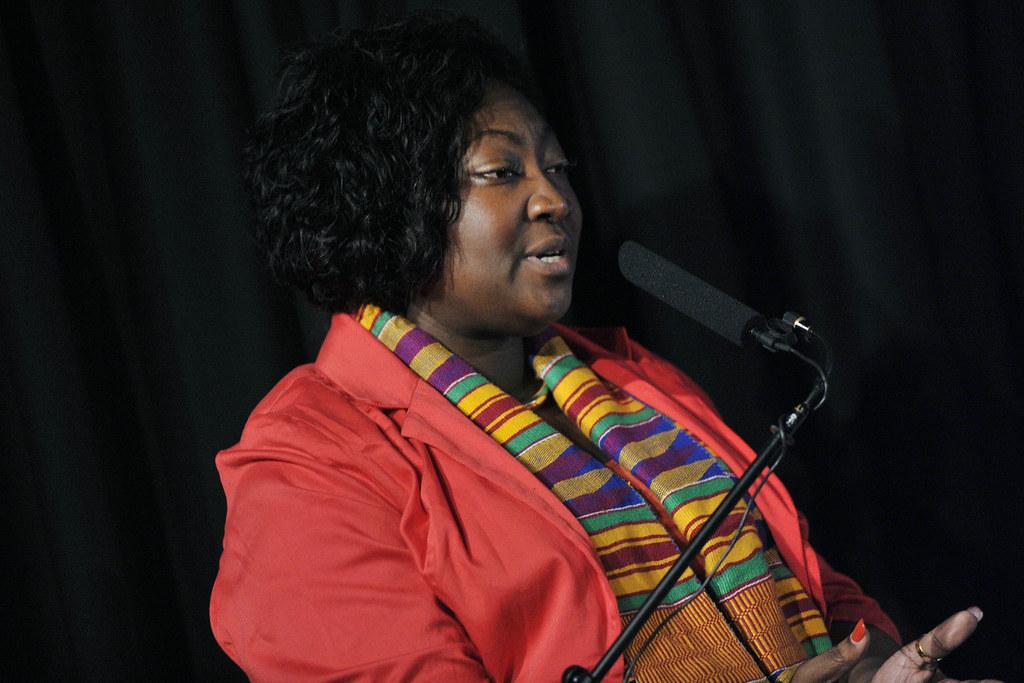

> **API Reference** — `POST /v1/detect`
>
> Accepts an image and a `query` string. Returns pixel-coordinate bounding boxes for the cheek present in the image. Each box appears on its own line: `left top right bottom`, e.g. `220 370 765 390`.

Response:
451 205 520 276
561 185 583 234
444 237 513 302
453 247 518 295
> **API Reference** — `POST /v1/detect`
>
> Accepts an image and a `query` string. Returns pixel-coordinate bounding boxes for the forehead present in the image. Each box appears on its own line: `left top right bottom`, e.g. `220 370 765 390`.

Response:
469 85 553 146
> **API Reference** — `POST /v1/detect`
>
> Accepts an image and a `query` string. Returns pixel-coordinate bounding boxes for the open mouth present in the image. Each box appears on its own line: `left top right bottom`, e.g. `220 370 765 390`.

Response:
531 249 567 263
524 234 573 273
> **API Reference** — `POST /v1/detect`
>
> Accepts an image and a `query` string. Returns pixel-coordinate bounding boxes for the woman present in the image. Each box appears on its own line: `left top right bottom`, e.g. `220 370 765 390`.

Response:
210 15 993 682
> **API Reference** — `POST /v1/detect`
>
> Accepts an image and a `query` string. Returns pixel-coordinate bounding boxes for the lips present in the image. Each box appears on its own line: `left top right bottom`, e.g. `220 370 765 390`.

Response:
524 234 574 275
525 234 570 259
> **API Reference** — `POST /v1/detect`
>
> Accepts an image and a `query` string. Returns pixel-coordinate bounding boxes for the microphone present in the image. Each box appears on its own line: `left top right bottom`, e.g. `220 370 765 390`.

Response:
618 240 764 347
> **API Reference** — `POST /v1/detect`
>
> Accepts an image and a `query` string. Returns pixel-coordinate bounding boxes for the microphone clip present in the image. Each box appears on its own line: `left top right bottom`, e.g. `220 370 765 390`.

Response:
750 312 811 352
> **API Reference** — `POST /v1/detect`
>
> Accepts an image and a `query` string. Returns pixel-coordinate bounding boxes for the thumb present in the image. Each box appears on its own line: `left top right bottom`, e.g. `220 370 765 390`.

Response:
792 619 870 683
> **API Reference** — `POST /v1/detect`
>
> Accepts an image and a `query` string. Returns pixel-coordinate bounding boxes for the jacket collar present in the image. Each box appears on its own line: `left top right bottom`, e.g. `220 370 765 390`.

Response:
315 313 419 408
315 314 631 408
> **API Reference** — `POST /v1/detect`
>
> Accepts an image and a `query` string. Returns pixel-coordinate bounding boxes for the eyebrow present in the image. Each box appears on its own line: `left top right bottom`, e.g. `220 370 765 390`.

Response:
473 128 527 146
472 126 554 147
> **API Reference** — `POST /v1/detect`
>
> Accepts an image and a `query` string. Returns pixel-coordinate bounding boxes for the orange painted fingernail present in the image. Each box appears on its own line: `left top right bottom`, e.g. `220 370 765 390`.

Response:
850 618 866 644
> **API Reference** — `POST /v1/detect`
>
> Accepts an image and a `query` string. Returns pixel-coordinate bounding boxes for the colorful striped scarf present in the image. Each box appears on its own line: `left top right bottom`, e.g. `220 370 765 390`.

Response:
357 305 830 682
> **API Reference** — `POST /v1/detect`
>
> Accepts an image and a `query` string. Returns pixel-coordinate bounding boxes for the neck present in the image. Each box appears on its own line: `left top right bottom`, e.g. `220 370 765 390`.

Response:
405 307 538 402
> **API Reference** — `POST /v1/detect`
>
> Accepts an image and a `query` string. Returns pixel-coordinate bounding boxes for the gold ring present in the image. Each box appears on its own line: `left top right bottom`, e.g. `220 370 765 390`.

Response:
915 639 943 669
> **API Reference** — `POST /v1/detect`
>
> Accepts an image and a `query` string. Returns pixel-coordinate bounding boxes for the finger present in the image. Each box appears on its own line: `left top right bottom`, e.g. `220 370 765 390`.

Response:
912 607 983 666
792 619 869 683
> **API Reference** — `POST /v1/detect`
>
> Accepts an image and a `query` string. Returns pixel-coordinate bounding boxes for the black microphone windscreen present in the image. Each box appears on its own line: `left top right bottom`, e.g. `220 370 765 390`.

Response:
618 241 764 347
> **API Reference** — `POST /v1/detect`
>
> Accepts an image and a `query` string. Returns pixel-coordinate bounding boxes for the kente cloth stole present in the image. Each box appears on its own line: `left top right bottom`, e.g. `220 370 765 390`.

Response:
357 305 831 682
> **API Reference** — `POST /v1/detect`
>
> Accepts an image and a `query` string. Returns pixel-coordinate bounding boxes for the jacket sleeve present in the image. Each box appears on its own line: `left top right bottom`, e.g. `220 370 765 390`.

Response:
210 412 492 683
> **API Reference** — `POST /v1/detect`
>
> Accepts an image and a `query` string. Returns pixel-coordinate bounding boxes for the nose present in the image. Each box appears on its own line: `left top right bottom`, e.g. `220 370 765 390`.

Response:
527 178 572 223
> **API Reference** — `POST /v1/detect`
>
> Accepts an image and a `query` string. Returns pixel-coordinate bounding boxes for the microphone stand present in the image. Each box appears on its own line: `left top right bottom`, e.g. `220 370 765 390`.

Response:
562 360 825 683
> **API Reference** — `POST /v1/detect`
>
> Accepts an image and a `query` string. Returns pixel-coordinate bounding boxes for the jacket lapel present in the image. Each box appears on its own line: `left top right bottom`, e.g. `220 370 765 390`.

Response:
318 314 601 558
400 379 601 554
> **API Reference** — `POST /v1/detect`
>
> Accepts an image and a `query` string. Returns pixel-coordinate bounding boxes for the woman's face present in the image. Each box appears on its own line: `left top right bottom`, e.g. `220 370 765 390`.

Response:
411 84 582 339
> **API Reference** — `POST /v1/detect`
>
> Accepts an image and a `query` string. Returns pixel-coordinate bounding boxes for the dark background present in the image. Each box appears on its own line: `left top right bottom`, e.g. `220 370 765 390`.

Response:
2 1 1020 680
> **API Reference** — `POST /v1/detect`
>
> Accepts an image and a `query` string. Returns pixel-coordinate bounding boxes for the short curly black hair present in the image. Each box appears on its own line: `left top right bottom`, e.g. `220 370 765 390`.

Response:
243 14 536 313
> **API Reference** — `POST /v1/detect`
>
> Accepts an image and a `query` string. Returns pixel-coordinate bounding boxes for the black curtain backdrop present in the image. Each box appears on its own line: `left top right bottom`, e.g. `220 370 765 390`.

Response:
2 1 1021 680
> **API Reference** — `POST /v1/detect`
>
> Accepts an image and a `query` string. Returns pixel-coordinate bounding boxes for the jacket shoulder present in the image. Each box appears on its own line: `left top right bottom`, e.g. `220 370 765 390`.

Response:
219 364 414 504
238 364 377 451
217 362 422 523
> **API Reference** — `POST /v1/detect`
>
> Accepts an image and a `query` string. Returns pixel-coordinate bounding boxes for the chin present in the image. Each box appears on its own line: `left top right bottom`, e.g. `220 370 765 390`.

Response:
522 294 572 335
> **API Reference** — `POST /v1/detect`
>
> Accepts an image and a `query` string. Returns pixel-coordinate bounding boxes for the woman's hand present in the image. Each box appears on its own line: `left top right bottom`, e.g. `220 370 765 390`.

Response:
792 607 1001 682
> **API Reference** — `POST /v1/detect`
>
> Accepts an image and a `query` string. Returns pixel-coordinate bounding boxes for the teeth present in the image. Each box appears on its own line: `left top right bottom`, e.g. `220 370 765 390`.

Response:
538 253 563 262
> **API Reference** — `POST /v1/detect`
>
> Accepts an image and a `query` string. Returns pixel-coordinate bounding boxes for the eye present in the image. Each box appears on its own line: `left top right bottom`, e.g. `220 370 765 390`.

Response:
545 159 577 175
479 166 522 180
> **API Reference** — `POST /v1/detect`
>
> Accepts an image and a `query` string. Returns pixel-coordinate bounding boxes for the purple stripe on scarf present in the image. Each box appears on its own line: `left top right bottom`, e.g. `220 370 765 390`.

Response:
392 325 436 363
631 446 701 484
534 444 601 484
565 475 645 517
630 436 706 484
429 354 473 391
597 414 664 451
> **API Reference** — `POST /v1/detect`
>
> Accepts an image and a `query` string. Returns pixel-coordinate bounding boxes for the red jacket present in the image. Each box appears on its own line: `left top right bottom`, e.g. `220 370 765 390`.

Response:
210 314 897 682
